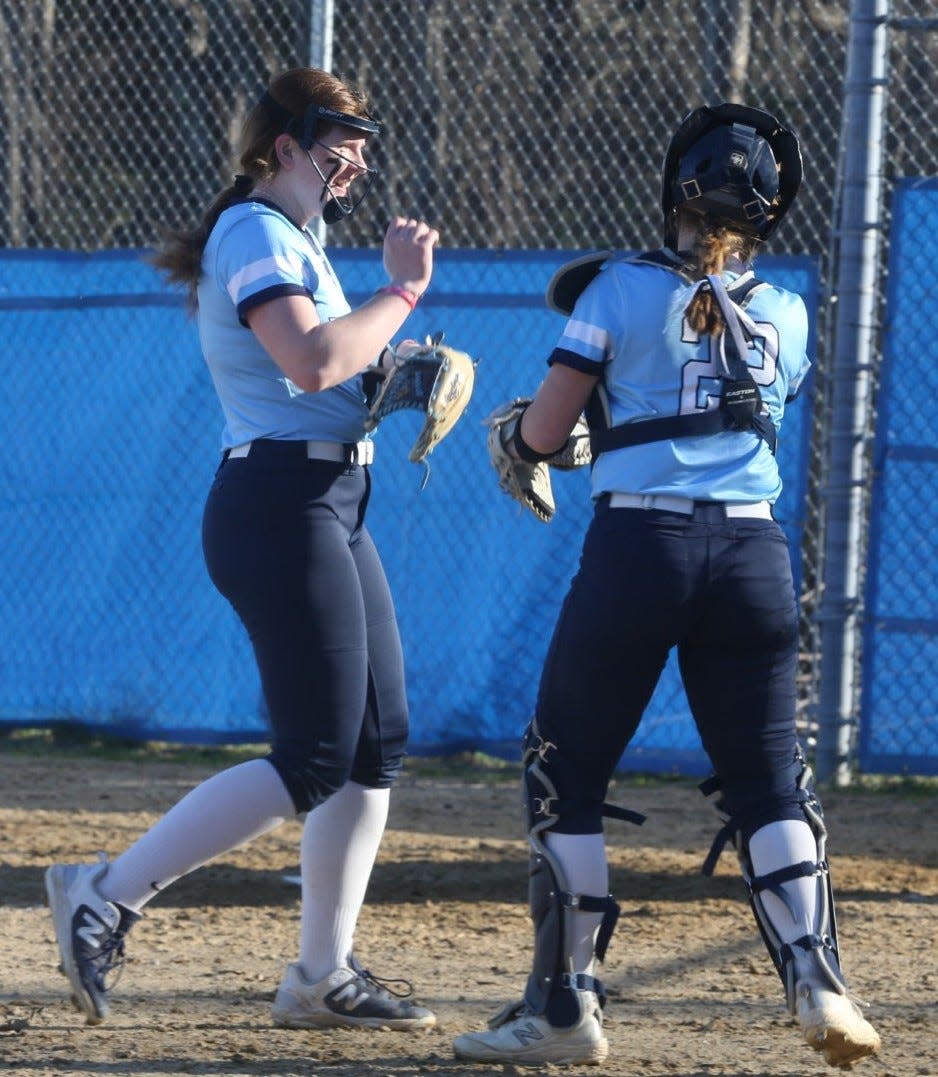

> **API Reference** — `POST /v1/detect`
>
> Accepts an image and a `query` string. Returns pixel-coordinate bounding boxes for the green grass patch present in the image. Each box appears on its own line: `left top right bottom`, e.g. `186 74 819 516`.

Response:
845 773 938 797
404 750 521 782
0 723 267 767
2 724 935 795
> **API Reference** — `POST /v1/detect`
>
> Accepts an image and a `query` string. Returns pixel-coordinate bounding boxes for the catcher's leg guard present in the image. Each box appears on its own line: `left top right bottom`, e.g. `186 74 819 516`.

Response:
518 720 640 1028
701 750 845 1013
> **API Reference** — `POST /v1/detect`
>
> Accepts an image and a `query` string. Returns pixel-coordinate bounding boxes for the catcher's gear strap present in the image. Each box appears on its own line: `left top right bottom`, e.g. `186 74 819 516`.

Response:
699 752 846 1011
590 405 777 456
522 722 647 835
699 772 735 877
589 263 778 457
519 720 643 1026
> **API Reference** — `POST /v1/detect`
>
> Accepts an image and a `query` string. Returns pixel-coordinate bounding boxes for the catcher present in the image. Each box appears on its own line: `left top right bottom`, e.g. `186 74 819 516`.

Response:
458 103 880 1070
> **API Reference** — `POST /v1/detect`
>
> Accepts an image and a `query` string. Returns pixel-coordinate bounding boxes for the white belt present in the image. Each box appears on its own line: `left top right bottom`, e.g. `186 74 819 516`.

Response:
608 492 773 519
227 439 375 466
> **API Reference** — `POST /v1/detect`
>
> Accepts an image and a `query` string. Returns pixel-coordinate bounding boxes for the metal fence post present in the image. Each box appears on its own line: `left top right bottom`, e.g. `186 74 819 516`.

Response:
309 0 334 246
815 0 889 785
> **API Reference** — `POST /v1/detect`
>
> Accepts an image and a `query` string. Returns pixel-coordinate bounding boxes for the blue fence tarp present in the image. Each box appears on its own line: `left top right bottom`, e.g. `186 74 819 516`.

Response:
1 246 826 774
859 178 938 775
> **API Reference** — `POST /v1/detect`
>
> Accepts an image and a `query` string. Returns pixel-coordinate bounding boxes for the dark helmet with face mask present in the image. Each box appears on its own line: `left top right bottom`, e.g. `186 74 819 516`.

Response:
260 91 383 225
661 103 802 248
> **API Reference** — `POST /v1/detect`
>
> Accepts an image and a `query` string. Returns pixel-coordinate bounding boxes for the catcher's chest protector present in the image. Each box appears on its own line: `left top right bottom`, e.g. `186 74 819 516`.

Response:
587 252 778 456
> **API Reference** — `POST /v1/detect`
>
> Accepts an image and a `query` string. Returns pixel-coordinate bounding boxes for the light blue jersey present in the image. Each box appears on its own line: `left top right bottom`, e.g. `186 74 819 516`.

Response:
198 199 372 449
549 253 811 503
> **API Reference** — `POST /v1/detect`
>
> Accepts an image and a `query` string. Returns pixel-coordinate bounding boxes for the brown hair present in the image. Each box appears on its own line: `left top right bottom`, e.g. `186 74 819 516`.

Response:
151 68 373 310
681 214 758 337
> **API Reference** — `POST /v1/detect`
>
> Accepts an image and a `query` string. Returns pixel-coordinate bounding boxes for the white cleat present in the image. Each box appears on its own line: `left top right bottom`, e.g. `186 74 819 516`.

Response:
796 982 881 1068
271 958 436 1030
45 854 139 1025
453 996 608 1066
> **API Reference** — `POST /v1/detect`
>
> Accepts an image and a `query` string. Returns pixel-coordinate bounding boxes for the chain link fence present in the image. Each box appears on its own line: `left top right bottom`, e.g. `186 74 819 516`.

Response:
3 1 849 254
1 1 937 772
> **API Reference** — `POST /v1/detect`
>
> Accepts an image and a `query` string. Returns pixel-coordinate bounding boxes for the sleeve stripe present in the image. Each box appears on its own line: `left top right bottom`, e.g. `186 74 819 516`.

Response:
226 253 303 303
562 318 609 350
237 283 311 325
547 347 604 375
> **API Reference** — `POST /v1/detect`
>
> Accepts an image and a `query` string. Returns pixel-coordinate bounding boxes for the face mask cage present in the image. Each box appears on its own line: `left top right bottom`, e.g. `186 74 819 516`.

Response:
306 142 379 225
258 92 383 225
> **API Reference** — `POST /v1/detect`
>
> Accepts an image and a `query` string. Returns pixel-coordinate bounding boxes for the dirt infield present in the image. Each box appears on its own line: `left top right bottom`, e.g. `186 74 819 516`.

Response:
1 737 935 1077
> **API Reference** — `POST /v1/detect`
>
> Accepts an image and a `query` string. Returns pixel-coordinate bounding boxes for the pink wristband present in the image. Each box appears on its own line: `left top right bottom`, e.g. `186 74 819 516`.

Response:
376 285 419 311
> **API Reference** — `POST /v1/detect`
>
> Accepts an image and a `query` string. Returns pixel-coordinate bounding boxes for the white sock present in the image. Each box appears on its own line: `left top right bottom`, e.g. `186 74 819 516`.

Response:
544 831 609 975
748 819 821 950
298 781 389 982
101 759 294 911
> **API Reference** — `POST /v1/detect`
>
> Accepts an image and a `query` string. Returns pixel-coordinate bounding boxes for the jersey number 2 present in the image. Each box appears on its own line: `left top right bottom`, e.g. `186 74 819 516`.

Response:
679 317 779 414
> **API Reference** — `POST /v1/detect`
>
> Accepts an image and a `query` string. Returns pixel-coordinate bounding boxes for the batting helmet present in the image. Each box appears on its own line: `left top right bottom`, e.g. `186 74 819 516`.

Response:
661 103 802 247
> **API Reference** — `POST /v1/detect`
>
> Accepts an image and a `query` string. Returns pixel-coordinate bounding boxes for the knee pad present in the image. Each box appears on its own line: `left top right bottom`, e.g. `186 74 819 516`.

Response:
520 720 643 1026
699 746 845 1012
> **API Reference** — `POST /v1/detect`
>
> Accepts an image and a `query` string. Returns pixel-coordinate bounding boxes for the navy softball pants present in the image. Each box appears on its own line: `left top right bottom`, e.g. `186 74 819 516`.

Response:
201 441 408 814
536 498 803 840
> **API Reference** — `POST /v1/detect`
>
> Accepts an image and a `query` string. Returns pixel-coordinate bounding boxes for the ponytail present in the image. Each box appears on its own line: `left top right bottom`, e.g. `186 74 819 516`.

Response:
150 176 257 313
683 222 757 337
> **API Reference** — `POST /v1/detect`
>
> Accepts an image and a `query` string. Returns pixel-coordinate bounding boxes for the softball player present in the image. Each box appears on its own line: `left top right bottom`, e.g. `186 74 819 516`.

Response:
46 67 437 1030
454 105 881 1069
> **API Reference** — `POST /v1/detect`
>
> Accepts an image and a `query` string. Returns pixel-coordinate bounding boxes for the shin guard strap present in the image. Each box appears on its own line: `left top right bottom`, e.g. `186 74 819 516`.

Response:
702 823 734 876
750 860 822 919
698 775 735 876
570 893 620 962
780 932 836 964
561 971 607 1006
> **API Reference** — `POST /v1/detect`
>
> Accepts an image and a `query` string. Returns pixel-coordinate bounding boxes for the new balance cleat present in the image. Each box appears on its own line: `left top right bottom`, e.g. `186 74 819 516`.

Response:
453 996 609 1066
796 982 881 1068
271 955 436 1030
45 855 140 1025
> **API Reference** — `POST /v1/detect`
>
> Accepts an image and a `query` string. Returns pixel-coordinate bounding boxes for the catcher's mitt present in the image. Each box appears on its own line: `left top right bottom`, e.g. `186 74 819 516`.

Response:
365 333 477 463
484 399 592 523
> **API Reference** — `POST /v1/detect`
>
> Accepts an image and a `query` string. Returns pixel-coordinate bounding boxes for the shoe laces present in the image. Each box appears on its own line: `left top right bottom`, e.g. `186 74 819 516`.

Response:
88 911 136 990
798 978 870 1014
100 938 126 982
347 954 414 999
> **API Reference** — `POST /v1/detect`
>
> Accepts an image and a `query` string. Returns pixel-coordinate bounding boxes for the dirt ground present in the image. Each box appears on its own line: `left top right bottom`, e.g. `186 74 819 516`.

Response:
0 740 935 1077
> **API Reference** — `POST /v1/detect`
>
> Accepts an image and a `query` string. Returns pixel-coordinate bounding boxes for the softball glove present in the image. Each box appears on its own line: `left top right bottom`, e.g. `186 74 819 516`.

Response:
365 333 477 463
